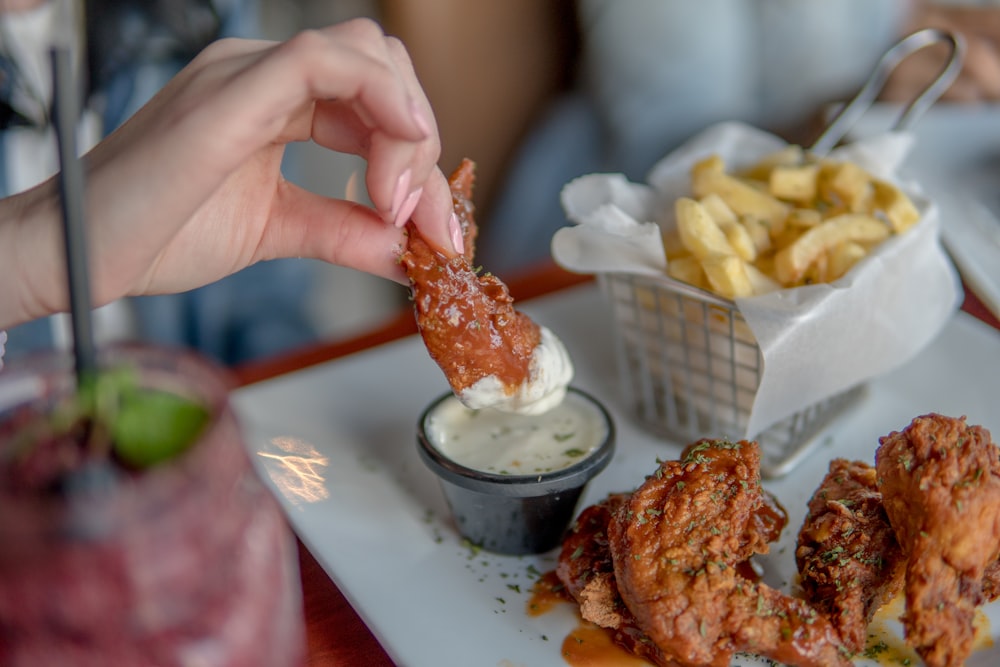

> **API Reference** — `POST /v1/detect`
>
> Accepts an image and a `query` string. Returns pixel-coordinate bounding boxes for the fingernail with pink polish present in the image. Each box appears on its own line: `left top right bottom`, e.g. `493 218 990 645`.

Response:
395 187 423 228
449 212 465 255
389 169 411 222
410 100 432 137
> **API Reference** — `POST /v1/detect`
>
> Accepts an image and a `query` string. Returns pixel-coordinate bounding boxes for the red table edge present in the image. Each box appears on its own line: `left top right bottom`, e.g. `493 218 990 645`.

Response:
961 281 1000 331
236 266 998 389
233 261 998 667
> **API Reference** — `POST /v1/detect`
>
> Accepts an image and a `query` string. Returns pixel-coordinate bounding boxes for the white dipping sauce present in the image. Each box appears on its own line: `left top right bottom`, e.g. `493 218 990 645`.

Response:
425 391 608 475
457 326 574 416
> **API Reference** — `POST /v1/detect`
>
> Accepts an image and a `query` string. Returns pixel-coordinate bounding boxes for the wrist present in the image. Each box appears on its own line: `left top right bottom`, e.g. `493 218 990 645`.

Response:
0 179 63 329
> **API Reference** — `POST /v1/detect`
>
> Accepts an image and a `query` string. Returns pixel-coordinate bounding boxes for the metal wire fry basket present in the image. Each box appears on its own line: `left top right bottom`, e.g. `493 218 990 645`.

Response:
593 28 964 478
600 272 866 478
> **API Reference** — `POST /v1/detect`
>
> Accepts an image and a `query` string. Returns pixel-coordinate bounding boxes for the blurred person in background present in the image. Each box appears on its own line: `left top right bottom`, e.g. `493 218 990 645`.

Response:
0 0 320 365
386 0 1000 277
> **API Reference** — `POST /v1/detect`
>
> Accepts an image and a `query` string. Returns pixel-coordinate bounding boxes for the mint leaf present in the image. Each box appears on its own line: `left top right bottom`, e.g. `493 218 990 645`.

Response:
112 389 209 468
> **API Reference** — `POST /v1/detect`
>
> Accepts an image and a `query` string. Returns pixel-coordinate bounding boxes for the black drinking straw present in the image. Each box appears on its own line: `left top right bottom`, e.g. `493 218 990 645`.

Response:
49 2 97 386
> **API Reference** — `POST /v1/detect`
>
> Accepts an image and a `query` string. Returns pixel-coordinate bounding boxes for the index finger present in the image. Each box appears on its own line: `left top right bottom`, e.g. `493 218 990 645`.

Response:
184 21 430 157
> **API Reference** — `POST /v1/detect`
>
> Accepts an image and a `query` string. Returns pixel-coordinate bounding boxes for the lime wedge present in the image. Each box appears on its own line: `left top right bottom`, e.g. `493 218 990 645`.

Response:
112 390 209 468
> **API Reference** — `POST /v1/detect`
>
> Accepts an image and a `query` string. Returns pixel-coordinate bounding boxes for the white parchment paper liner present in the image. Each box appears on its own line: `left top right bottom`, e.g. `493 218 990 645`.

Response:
554 121 962 438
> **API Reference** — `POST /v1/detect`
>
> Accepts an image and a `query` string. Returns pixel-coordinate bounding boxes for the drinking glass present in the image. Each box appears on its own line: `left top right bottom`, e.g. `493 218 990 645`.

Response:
0 344 305 666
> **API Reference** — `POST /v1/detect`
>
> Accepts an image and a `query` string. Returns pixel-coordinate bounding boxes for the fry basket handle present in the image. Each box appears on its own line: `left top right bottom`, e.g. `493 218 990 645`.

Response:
810 28 966 156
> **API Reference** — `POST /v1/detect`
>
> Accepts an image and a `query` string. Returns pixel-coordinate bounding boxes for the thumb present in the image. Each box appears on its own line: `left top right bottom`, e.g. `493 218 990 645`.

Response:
264 182 411 283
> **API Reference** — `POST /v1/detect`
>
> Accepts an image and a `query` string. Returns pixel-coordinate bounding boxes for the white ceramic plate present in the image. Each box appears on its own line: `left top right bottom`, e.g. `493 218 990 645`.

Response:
234 284 1000 666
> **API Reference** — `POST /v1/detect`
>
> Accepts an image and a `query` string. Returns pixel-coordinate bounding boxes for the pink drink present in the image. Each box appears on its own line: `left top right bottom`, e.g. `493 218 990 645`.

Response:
0 345 305 666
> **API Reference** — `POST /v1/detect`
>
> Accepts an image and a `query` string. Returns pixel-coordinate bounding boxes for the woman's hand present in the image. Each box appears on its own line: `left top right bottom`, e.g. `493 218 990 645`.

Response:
0 19 460 328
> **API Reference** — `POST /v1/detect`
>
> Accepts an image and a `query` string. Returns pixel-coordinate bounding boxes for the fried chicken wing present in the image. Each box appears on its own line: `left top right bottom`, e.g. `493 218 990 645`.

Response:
796 458 905 653
983 559 1000 602
608 439 849 667
557 493 678 667
875 413 1000 667
400 160 572 415
558 482 789 667
558 493 630 629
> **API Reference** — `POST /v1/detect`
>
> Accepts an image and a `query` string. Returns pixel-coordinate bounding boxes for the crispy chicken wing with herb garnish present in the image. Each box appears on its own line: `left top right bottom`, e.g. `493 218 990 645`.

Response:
556 493 680 667
557 482 786 667
875 414 1000 667
400 160 572 415
796 458 905 653
983 559 1000 602
557 493 631 629
608 439 849 667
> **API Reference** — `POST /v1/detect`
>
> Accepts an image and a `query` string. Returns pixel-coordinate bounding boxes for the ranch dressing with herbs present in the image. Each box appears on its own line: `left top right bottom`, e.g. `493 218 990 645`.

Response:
425 392 608 475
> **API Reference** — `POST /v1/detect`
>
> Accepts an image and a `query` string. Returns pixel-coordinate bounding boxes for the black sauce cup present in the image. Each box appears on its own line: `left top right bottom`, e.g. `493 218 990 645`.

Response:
417 387 615 555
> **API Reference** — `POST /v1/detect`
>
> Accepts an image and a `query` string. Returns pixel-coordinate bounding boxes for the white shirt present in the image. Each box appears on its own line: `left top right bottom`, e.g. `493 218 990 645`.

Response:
577 0 909 177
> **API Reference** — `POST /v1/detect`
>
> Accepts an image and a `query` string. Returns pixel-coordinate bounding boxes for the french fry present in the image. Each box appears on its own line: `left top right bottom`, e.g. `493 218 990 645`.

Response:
819 161 872 213
662 228 688 260
770 222 807 255
699 193 739 227
699 194 756 261
739 145 805 181
773 214 889 285
872 179 920 233
769 163 819 204
691 157 791 234
675 197 735 259
786 207 823 228
800 252 830 286
739 215 772 255
701 254 754 299
667 254 708 289
691 154 726 181
745 263 781 295
723 224 758 263
827 241 868 281
755 253 777 282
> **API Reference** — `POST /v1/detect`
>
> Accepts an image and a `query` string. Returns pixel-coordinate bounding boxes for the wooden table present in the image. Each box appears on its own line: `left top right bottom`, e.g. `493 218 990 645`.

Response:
232 260 1000 667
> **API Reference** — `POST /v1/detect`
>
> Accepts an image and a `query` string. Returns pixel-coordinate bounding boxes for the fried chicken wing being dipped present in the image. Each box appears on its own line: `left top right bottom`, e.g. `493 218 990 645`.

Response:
608 439 850 667
795 458 905 654
875 413 1000 667
400 160 573 415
